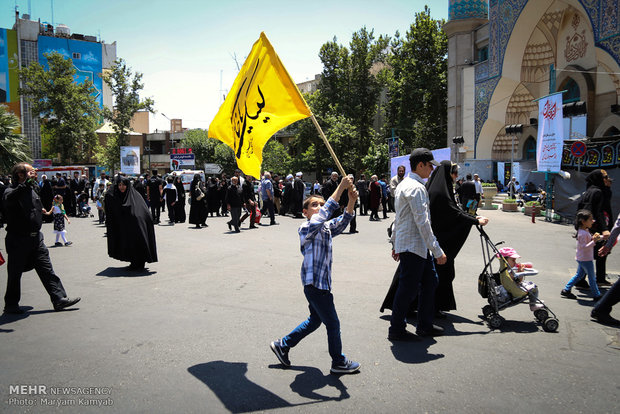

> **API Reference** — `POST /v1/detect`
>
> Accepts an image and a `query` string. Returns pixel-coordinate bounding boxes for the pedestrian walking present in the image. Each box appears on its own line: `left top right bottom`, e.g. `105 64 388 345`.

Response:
2 163 80 314
270 176 360 374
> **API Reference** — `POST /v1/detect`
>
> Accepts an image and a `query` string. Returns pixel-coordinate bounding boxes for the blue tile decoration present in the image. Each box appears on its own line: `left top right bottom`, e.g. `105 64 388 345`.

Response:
449 0 489 21
472 0 619 157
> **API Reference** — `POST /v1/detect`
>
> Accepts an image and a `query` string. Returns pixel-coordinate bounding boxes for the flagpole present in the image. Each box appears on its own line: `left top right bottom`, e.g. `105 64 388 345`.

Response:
310 114 347 177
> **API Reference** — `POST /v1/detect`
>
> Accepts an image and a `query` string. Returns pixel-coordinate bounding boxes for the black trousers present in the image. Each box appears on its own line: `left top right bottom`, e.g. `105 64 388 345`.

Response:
359 195 368 215
4 232 67 308
593 278 620 316
230 206 241 230
595 240 608 282
381 197 389 218
150 203 161 223
166 201 175 223
263 198 276 223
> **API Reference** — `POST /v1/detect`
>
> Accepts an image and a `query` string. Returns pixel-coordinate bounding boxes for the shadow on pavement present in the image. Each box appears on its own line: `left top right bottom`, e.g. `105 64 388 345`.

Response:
390 338 445 364
1 306 79 332
189 361 327 413
96 267 156 277
269 364 350 401
494 319 540 333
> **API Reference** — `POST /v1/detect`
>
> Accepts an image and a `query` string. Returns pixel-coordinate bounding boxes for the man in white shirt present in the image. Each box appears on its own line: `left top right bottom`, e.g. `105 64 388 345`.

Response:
389 148 447 341
473 173 483 211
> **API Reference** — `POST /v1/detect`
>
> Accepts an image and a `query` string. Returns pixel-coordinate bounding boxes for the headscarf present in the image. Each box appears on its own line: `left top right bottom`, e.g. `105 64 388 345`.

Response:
426 160 457 206
585 169 605 189
425 160 478 256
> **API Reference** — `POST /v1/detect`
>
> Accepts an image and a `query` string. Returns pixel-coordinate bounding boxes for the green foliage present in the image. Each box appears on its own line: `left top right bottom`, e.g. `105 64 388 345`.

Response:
289 9 446 179
524 200 542 207
0 105 32 173
311 28 389 175
97 59 154 172
19 52 101 164
261 139 292 175
361 137 389 177
180 129 236 174
481 182 496 187
383 6 447 151
503 198 517 204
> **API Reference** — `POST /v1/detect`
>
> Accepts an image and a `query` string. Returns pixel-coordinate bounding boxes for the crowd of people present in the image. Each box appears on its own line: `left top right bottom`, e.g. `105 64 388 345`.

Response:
0 155 619 375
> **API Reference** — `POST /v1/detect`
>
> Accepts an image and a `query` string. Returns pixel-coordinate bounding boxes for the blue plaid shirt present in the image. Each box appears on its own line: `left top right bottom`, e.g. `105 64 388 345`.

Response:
299 198 353 290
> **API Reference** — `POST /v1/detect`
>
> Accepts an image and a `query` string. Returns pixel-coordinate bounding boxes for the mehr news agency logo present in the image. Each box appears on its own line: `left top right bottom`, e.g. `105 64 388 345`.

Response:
6 385 113 407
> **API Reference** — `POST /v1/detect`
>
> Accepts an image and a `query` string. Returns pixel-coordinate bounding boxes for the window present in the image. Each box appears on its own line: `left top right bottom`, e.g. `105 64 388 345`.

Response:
562 78 580 103
72 52 81 60
523 136 536 160
477 46 488 62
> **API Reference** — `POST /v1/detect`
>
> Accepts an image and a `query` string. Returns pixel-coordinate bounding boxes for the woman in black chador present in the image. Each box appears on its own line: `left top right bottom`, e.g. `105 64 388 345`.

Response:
380 161 488 317
189 174 208 228
173 176 186 223
105 177 158 271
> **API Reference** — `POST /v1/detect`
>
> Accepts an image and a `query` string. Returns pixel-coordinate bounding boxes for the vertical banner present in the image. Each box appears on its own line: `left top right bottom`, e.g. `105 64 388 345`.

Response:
497 162 505 185
536 92 564 172
120 146 140 175
388 137 399 158
512 162 521 183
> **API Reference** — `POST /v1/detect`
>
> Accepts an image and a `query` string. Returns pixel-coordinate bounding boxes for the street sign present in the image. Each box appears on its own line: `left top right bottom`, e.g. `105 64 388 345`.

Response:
570 141 586 158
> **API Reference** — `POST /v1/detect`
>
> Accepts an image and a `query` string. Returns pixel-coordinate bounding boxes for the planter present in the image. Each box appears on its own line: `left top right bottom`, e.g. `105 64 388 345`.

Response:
502 202 518 212
524 206 542 216
481 188 497 210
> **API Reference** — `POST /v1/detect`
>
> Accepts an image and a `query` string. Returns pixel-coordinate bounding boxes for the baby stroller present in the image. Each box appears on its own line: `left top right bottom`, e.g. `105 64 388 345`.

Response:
476 226 559 332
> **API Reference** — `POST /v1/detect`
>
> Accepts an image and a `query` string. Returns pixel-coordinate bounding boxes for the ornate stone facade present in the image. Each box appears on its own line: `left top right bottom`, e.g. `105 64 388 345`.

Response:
447 0 620 175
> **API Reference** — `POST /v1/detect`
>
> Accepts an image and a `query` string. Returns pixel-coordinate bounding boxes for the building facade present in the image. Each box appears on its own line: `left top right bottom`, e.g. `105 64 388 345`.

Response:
446 0 620 182
0 12 116 159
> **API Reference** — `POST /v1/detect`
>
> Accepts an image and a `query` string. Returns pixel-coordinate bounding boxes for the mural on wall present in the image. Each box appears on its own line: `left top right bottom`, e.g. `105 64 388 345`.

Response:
38 35 103 108
0 28 20 118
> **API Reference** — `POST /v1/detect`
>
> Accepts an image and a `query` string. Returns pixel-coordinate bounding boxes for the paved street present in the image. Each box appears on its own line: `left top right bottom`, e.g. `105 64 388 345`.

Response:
1 206 618 413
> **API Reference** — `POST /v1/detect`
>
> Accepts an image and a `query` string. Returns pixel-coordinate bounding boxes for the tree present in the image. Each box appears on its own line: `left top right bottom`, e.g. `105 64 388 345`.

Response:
97 58 154 172
310 28 389 174
0 105 31 173
261 138 292 175
384 6 447 150
19 51 101 164
180 129 236 174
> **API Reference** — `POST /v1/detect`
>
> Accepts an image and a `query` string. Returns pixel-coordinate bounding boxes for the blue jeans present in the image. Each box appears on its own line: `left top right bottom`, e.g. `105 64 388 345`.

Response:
281 285 345 367
565 260 601 297
390 251 438 334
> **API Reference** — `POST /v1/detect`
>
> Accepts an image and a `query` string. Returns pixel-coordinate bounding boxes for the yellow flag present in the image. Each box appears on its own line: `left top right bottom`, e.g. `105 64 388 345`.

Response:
208 32 312 178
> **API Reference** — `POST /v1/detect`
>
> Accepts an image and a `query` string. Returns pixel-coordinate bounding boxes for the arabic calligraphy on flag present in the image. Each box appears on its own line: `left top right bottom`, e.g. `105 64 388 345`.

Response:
536 92 564 172
208 32 312 178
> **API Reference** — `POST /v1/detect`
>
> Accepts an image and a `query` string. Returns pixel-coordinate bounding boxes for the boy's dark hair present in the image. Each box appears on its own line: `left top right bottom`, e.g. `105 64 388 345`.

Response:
466 174 472 180
574 209 593 236
303 194 325 210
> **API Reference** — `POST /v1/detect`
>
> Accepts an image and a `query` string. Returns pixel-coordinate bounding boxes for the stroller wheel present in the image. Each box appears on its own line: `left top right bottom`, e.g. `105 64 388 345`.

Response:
482 305 493 318
534 309 549 322
543 318 559 332
488 314 504 329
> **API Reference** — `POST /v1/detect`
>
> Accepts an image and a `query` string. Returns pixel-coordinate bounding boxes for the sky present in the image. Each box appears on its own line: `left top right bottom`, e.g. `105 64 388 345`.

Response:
1 0 448 132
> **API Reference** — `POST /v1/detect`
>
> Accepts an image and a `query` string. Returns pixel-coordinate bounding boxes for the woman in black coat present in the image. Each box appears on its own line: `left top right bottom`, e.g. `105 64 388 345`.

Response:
188 174 208 228
105 177 157 271
380 161 488 316
577 169 612 286
206 177 220 217
173 176 186 223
